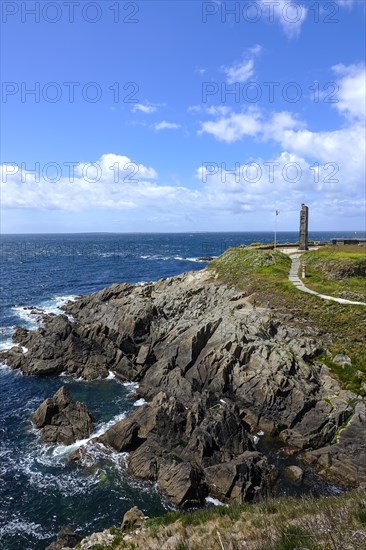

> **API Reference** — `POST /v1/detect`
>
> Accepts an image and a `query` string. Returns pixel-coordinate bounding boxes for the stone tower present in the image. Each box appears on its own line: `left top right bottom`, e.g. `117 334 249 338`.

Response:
299 203 309 250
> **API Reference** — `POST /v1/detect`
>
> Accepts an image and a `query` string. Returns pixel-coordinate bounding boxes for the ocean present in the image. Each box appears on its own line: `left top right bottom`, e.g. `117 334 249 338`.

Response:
0 231 363 549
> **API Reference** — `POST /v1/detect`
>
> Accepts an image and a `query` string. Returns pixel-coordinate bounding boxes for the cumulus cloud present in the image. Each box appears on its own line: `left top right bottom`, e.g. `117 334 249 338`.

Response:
331 63 366 121
132 103 157 114
1 65 364 225
154 121 181 130
198 107 262 143
1 147 363 223
196 62 365 215
258 0 308 38
0 154 163 212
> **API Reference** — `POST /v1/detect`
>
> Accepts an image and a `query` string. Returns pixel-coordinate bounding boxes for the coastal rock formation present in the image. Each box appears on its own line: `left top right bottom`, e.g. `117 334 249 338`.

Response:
121 507 145 531
45 525 82 550
31 386 93 445
2 267 365 501
100 391 271 506
301 401 366 488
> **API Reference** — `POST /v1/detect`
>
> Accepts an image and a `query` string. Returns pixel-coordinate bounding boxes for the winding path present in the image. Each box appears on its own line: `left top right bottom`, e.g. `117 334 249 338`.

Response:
285 251 366 306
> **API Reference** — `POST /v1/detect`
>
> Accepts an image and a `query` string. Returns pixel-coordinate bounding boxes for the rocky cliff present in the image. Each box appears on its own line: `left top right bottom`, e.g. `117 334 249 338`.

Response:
1 264 365 506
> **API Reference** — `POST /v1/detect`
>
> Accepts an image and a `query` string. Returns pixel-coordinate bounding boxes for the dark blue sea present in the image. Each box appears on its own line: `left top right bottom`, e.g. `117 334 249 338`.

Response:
0 232 364 549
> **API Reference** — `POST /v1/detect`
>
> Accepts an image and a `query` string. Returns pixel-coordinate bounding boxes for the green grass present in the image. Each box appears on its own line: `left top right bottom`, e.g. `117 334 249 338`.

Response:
146 503 247 529
207 248 291 297
207 247 366 395
301 245 366 300
97 491 366 549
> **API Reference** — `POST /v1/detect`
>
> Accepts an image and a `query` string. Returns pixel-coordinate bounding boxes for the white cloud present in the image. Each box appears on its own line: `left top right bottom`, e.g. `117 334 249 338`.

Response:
258 0 308 38
0 154 162 212
223 44 262 84
187 105 203 114
198 107 364 197
188 105 231 116
132 103 157 114
223 59 255 85
197 63 365 214
205 106 232 116
154 121 181 130
1 147 364 224
249 44 262 55
198 107 262 143
331 63 366 121
2 63 364 227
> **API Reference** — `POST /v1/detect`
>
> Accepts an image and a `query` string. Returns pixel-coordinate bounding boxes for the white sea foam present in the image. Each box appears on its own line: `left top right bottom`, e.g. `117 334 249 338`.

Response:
49 411 127 460
39 294 78 315
205 496 228 507
0 338 14 351
133 398 146 407
0 517 54 540
11 295 78 332
123 381 139 392
106 370 116 380
11 306 42 329
173 256 203 262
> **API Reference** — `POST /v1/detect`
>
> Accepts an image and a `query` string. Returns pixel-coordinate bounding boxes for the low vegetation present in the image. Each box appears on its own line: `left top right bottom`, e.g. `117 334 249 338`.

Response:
302 245 366 300
207 247 366 395
90 490 366 549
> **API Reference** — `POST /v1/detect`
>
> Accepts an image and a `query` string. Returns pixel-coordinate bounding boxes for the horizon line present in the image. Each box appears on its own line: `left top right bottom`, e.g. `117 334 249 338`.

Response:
1 230 364 236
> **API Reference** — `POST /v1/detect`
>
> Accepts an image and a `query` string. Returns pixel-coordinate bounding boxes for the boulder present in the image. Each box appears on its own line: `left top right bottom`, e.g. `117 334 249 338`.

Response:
157 460 207 508
204 451 275 503
284 465 303 484
46 525 82 549
301 402 366 488
31 386 93 445
101 417 141 452
128 440 161 480
333 354 352 366
121 506 145 531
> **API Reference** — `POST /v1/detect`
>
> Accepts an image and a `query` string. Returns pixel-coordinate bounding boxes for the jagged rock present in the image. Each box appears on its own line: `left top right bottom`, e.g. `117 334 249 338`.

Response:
46 525 82 549
204 452 275 503
121 507 145 531
333 354 352 365
128 439 161 480
31 386 93 445
158 460 207 508
301 402 366 488
284 465 303 484
101 417 141 452
2 265 365 502
78 529 115 549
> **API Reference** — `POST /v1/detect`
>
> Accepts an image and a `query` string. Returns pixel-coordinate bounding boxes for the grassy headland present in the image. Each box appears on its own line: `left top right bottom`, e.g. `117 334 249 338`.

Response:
302 245 366 301
85 490 366 549
207 246 366 395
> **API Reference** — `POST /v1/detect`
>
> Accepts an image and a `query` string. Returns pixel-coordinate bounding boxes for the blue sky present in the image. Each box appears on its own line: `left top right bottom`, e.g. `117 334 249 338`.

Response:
1 0 365 233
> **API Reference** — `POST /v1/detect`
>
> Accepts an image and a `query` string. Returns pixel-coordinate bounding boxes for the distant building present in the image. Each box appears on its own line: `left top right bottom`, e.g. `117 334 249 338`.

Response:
331 238 366 245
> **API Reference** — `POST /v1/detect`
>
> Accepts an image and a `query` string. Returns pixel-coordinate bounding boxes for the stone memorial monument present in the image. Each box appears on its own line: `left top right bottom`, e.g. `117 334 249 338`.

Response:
299 203 309 250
